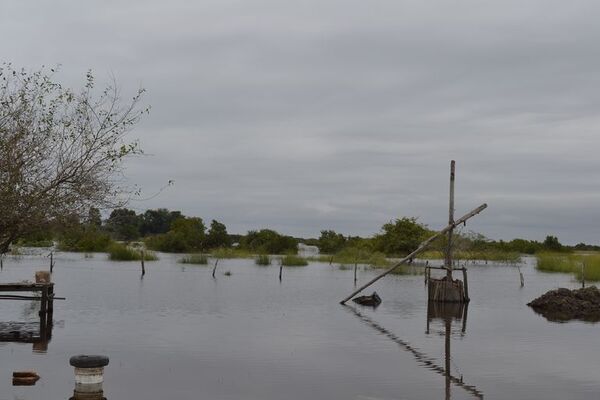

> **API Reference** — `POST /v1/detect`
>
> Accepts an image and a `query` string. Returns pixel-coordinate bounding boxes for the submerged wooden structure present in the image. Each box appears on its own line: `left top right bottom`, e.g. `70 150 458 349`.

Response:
340 160 486 305
0 274 63 351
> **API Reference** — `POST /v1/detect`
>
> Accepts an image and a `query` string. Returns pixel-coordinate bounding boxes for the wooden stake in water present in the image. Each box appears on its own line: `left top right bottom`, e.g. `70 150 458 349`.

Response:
279 259 283 281
517 265 524 287
354 258 358 285
50 251 54 273
212 258 219 278
140 250 146 277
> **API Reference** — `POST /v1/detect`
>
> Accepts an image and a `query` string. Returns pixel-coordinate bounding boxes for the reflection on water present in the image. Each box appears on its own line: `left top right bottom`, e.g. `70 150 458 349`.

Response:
346 303 483 399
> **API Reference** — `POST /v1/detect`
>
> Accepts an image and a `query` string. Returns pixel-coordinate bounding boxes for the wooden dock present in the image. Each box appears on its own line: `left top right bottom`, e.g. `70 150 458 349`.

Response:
0 281 58 350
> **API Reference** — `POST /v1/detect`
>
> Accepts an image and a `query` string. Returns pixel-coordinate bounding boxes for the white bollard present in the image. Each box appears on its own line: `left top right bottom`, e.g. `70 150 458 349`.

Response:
69 355 109 400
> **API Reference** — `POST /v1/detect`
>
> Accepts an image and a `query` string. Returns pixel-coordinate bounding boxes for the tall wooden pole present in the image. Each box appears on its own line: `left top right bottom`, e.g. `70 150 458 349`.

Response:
445 161 455 279
140 250 146 276
340 203 487 304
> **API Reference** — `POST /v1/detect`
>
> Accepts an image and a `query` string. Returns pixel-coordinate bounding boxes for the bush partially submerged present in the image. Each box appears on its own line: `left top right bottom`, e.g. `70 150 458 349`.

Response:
211 247 253 259
256 254 271 265
281 255 308 266
108 243 158 261
179 254 208 265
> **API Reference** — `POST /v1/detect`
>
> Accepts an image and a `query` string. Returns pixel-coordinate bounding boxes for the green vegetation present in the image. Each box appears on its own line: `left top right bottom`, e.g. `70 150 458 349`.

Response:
255 254 271 265
145 217 206 253
330 247 389 267
419 249 520 263
205 220 232 249
281 254 308 266
577 255 600 282
108 243 158 261
179 254 208 265
58 226 113 252
536 252 577 273
318 230 347 253
373 217 430 255
536 252 600 282
241 229 298 254
211 247 253 259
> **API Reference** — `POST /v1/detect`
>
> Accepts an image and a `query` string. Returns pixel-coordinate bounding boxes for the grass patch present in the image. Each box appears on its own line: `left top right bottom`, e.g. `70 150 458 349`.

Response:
255 254 271 265
281 254 308 266
537 252 600 282
576 255 600 282
108 243 158 261
331 248 390 267
210 247 253 259
179 254 208 265
536 252 578 273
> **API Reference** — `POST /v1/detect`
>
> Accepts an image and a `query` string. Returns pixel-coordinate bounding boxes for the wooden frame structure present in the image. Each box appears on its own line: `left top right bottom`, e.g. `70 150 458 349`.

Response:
0 282 57 351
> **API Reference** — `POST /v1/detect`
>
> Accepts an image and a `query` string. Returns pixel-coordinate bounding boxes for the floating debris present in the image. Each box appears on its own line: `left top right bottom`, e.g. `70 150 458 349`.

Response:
352 291 382 307
12 371 40 386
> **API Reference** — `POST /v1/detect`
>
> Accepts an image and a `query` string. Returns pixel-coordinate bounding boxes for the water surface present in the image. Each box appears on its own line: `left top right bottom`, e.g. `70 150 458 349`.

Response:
0 253 596 399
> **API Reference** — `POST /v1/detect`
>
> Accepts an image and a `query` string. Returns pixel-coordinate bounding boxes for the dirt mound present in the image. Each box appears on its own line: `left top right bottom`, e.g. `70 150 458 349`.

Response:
528 286 600 322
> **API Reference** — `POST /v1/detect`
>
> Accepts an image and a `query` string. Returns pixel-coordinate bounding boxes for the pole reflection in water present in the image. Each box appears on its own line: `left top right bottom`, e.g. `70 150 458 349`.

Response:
344 303 483 399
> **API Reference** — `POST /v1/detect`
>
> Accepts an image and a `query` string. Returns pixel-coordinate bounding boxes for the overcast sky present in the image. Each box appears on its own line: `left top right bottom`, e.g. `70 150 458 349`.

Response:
3 0 600 243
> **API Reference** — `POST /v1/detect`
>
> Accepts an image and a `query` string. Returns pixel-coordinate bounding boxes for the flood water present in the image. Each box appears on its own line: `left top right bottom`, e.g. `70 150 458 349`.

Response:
0 252 597 399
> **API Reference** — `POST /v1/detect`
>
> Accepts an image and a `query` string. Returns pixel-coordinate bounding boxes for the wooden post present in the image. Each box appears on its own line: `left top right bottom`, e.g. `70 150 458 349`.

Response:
445 160 455 279
212 258 219 278
354 258 358 285
340 203 487 304
39 286 48 317
517 265 524 287
0 253 3 270
50 251 54 273
462 268 470 302
279 259 283 281
140 250 146 276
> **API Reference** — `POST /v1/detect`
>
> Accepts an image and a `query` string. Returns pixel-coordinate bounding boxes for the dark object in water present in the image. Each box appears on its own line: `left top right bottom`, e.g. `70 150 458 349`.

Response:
12 371 39 386
352 292 382 307
528 286 600 322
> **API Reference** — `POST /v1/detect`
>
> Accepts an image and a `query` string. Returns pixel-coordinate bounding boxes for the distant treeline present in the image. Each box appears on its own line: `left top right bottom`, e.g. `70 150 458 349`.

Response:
16 207 599 258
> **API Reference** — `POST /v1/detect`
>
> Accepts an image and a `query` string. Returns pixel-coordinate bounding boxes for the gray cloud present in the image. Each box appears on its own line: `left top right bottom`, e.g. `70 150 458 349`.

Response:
3 0 600 243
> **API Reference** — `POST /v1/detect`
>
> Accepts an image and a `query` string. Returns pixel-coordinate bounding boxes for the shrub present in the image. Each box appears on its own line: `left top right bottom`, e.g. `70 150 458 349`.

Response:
58 227 113 252
108 243 158 261
281 254 308 266
256 254 271 265
179 254 208 264
211 247 253 259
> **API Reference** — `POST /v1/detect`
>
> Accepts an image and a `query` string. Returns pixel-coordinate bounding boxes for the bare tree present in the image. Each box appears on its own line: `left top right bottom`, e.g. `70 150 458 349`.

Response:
0 64 148 253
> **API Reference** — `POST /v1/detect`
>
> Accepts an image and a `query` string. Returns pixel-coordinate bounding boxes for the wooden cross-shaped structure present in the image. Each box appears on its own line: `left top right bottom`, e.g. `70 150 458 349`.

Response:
340 161 486 305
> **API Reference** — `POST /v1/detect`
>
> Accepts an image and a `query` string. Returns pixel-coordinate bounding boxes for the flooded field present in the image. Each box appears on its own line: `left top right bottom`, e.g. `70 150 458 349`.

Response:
0 252 597 399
